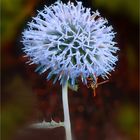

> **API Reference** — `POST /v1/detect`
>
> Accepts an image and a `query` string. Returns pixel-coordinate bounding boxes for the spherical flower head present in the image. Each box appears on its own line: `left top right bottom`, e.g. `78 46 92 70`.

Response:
22 1 119 86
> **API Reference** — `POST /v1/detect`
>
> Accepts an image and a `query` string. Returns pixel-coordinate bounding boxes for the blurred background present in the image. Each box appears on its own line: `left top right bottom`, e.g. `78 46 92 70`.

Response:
1 0 139 140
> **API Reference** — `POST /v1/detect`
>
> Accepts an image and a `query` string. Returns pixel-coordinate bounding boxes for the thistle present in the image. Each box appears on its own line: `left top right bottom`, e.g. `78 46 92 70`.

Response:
22 1 119 140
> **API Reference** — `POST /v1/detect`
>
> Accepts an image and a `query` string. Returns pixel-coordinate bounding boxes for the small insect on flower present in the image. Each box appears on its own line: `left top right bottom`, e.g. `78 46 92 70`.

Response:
87 74 109 97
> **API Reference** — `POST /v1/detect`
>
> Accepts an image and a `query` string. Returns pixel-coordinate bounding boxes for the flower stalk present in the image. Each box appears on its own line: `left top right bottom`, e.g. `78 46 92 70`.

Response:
62 81 72 140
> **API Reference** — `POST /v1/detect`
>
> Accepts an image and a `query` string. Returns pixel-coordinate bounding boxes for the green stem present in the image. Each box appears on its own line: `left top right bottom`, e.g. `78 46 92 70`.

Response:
62 81 72 140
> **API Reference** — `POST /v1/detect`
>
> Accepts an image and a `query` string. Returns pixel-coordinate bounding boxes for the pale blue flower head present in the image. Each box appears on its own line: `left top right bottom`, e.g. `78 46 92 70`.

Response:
22 1 119 86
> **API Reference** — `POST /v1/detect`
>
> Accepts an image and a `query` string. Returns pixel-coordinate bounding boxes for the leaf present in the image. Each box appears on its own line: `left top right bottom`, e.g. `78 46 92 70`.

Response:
68 83 78 92
29 120 64 129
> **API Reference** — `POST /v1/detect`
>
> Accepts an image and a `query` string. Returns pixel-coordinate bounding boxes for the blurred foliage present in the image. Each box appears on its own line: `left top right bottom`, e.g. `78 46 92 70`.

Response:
1 76 36 140
113 104 139 140
115 104 138 133
1 0 39 44
1 0 24 43
1 0 24 13
93 0 139 22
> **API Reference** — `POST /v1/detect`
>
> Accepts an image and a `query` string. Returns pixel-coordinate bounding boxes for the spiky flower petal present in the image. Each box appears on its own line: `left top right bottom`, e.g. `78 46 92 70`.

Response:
22 1 119 86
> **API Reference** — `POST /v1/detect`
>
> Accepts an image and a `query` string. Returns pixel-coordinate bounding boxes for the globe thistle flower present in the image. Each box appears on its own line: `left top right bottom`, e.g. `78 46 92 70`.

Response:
22 1 119 86
22 1 119 140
